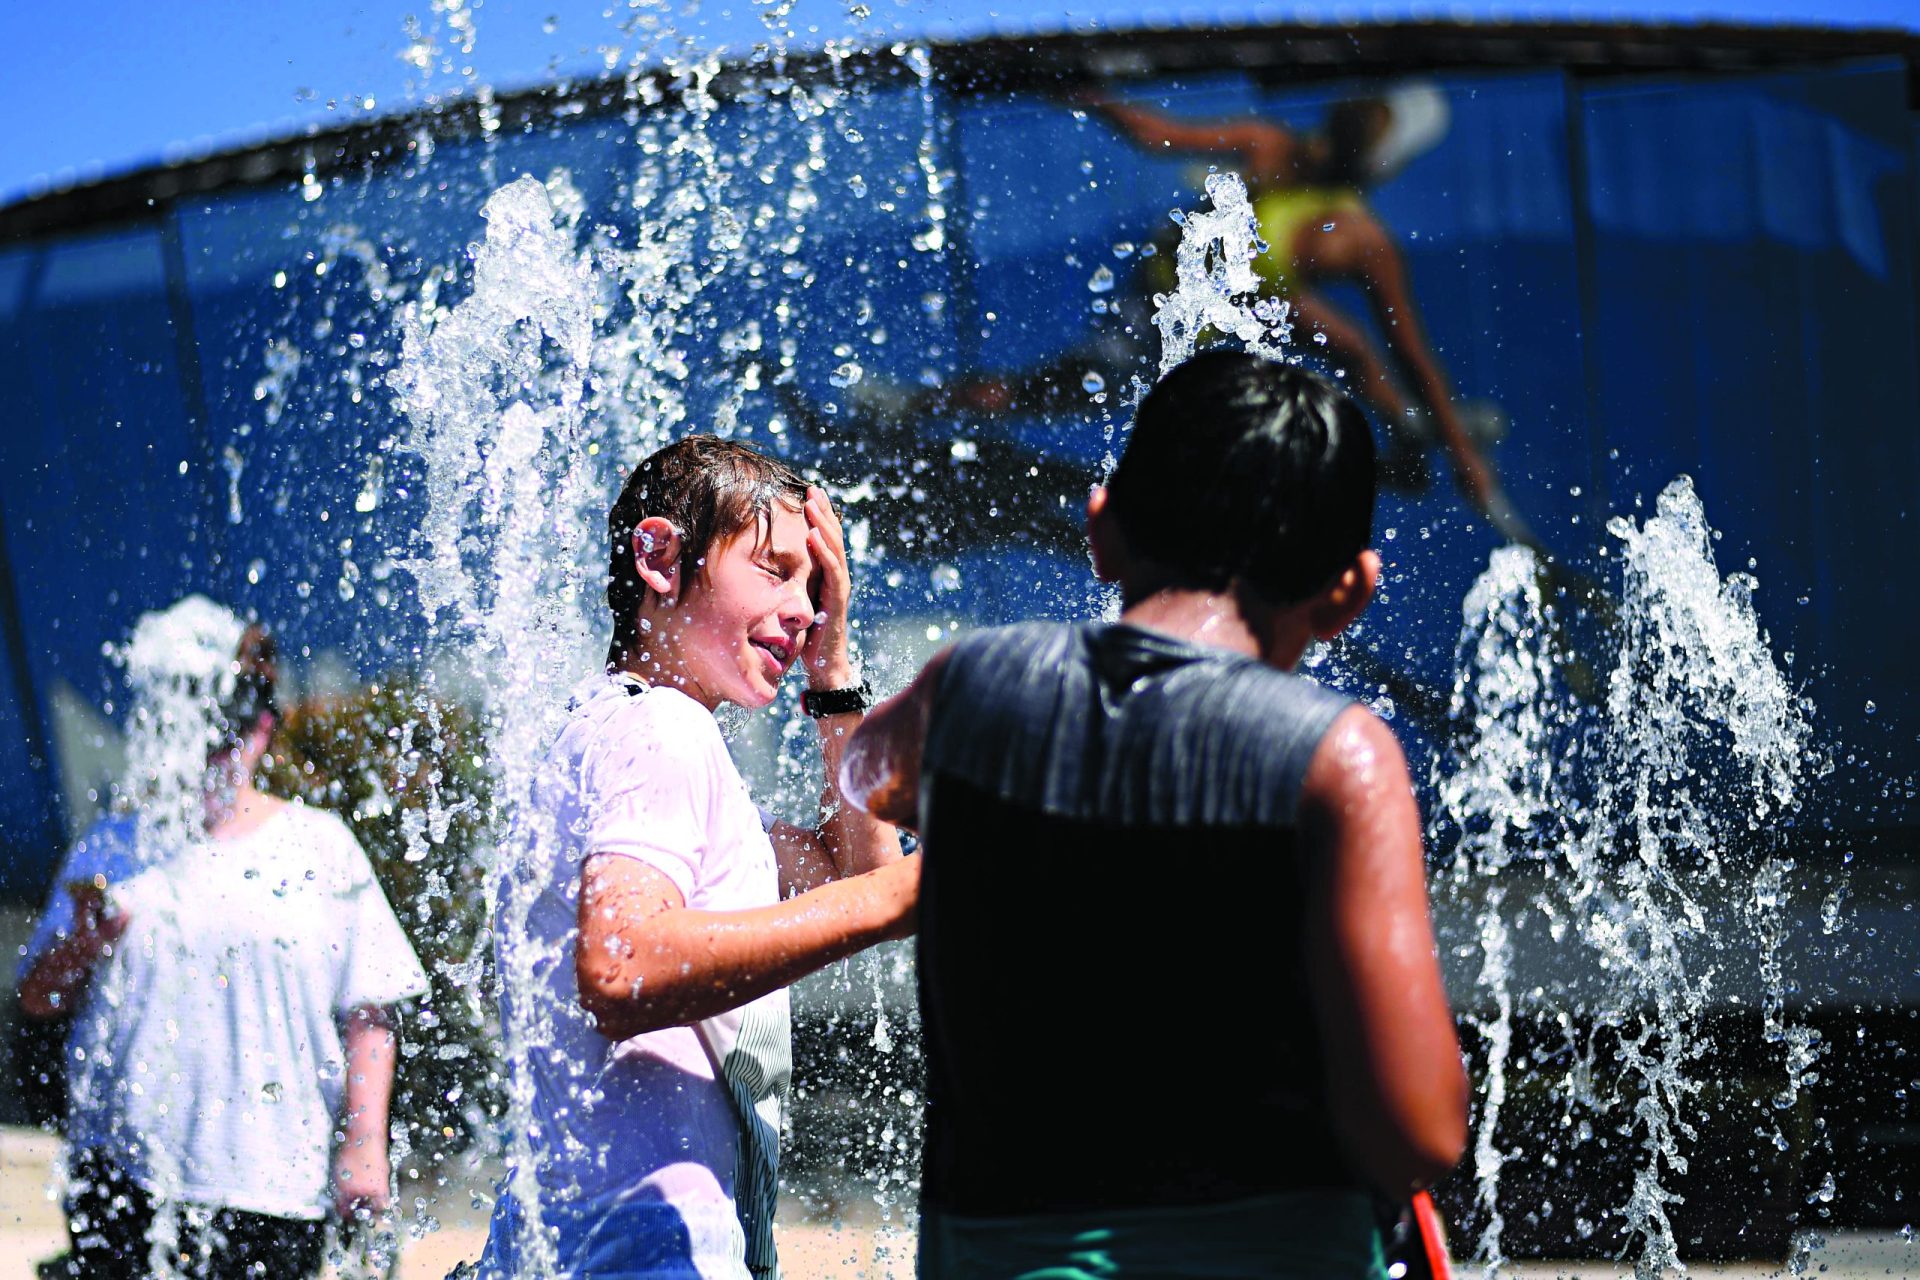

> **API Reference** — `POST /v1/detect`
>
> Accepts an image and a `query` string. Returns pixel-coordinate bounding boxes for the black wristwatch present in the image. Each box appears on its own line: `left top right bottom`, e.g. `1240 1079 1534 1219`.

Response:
802 679 872 718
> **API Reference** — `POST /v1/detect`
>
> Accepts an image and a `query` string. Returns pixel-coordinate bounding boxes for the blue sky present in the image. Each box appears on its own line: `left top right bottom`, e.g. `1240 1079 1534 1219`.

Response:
3 0 1916 206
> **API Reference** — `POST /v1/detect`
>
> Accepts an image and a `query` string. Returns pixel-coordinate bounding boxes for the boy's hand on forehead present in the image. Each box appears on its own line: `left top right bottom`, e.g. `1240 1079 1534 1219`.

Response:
801 486 856 690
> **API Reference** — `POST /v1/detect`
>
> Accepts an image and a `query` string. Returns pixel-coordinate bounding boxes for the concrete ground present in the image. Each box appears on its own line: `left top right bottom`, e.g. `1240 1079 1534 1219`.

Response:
2 1127 1912 1279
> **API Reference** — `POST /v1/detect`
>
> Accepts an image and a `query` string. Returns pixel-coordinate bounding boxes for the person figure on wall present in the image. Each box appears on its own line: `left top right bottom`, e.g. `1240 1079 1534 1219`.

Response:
1085 86 1509 513
848 84 1520 541
17 597 428 1280
473 436 918 1280
843 351 1469 1278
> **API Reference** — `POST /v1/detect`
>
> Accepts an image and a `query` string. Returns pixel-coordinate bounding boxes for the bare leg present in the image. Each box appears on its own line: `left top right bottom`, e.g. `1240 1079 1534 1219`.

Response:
1287 289 1434 494
1294 214 1496 514
1355 247 1495 514
1286 288 1414 425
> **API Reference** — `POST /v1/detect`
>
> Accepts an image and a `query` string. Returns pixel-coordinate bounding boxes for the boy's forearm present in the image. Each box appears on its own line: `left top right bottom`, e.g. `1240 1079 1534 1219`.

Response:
340 1010 396 1149
582 862 916 1041
812 709 901 878
18 935 106 1019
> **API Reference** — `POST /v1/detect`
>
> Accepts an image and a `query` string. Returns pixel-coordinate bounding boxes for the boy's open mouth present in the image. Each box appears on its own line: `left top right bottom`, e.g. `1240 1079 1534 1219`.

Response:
749 636 795 673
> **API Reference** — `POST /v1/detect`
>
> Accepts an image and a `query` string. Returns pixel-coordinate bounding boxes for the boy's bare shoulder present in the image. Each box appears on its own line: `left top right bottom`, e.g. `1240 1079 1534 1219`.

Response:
1299 703 1413 813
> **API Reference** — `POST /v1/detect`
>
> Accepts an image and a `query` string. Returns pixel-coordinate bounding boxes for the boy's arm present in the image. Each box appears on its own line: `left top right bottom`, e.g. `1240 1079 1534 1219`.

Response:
768 486 907 893
333 1005 397 1219
769 701 902 895
575 853 919 1041
836 649 951 832
1298 705 1469 1197
17 884 128 1020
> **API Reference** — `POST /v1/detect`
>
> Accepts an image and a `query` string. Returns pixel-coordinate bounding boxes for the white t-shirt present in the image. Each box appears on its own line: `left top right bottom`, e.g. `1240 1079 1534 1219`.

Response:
479 675 791 1280
19 804 429 1220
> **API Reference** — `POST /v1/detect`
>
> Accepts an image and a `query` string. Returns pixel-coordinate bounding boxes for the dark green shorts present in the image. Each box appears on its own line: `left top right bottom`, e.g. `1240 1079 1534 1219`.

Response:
918 1189 1388 1280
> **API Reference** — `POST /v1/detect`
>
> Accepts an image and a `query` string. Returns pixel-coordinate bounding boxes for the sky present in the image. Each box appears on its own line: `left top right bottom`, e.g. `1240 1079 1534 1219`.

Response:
2 0 1916 206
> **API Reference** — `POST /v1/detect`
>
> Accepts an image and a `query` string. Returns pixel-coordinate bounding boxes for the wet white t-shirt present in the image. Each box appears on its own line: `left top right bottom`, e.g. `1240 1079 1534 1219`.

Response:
479 675 791 1280
20 804 429 1220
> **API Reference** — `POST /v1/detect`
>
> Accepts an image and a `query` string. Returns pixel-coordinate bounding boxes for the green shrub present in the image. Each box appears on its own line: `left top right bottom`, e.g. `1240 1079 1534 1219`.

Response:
266 681 499 1169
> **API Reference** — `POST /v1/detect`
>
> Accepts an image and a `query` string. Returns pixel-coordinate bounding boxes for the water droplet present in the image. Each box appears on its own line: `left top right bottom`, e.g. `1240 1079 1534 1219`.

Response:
930 564 961 593
259 1081 282 1104
1081 371 1105 394
1866 701 1879 716
829 362 864 389
1087 265 1115 294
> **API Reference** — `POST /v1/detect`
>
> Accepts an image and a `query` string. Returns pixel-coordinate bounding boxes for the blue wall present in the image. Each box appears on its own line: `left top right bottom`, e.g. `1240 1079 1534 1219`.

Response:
0 56 1915 896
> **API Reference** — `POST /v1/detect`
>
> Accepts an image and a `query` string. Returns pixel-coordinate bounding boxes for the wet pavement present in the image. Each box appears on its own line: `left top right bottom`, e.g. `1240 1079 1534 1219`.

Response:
1 1126 1911 1278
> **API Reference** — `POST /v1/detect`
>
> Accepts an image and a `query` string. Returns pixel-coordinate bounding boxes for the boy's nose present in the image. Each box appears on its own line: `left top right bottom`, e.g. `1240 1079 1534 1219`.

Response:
778 580 815 631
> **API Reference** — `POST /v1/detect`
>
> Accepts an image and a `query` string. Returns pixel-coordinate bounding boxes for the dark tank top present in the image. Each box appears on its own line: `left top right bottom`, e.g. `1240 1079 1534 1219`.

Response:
917 621 1357 1216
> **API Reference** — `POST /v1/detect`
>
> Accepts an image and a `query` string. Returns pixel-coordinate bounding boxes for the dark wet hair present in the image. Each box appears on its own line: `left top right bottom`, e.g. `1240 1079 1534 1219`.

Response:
221 623 280 741
1106 350 1375 606
605 435 809 668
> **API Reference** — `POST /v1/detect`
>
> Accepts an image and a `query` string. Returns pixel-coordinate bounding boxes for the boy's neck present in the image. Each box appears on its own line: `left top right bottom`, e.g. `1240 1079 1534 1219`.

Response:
1119 587 1310 671
610 646 719 712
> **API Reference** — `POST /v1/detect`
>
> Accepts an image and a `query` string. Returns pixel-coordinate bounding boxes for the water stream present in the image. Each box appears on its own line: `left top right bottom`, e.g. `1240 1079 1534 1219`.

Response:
1434 483 1820 1277
247 34 1855 1277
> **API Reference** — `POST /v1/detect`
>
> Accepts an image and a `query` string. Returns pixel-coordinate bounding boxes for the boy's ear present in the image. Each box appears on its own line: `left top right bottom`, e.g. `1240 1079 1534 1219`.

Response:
1308 549 1380 641
632 517 684 600
1086 486 1126 584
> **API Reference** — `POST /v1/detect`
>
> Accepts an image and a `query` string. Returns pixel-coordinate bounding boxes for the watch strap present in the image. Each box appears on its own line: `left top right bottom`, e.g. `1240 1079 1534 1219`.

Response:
802 679 872 717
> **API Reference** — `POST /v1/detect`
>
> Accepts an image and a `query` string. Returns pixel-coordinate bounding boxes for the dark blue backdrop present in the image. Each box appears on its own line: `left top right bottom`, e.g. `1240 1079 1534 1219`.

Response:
0 56 1914 896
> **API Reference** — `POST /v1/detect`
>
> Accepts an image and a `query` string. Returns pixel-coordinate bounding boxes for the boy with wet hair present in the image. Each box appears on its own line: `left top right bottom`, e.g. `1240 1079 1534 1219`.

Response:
477 436 917 1280
845 350 1467 1277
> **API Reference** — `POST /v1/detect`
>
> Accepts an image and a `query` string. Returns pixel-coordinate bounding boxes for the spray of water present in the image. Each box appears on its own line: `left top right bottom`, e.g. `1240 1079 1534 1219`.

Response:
1436 480 1816 1278
1433 545 1572 1275
115 596 252 857
378 20 942 1263
390 172 600 1274
1152 171 1291 375
249 12 1840 1272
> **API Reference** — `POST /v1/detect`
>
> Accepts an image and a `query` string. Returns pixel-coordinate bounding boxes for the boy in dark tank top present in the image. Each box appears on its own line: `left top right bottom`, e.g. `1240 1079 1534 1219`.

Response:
843 350 1467 1278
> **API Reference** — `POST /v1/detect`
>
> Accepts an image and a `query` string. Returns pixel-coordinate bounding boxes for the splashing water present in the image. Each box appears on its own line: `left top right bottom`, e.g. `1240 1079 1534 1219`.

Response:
379 27 941 1261
1152 171 1291 376
115 596 251 858
1586 478 1811 1277
1437 479 1817 1278
1435 545 1573 1275
242 27 1843 1261
391 173 601 1275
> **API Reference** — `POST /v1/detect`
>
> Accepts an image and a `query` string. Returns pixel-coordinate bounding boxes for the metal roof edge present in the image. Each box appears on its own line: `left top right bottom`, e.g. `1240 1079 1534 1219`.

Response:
3 17 1915 246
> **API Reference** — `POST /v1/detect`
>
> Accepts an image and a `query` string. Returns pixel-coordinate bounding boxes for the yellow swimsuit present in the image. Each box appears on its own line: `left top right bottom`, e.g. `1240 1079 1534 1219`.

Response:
1251 185 1366 296
1143 182 1367 299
